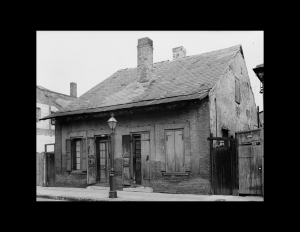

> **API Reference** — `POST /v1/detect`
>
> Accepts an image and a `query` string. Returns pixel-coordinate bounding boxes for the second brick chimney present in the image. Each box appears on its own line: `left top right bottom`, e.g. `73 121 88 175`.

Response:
173 46 186 60
70 82 77 98
137 37 153 83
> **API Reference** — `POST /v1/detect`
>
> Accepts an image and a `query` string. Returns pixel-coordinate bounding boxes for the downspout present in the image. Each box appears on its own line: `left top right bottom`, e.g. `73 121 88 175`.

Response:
257 106 260 128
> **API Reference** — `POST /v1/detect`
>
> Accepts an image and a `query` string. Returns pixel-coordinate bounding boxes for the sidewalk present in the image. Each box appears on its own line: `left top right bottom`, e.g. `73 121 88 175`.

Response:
36 186 264 201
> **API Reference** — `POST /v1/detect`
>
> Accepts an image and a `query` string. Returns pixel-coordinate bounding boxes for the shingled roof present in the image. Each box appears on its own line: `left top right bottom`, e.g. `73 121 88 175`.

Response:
41 44 242 120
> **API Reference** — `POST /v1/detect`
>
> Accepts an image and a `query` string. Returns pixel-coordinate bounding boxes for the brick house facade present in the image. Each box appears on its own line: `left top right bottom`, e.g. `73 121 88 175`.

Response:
41 37 257 194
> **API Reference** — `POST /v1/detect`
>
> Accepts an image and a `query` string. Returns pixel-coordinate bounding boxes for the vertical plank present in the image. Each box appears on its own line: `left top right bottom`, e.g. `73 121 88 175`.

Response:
141 133 150 182
166 131 175 172
175 130 184 172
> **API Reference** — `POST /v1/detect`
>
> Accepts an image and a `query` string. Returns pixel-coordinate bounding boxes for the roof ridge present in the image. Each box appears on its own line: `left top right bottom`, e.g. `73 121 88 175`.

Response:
37 85 77 98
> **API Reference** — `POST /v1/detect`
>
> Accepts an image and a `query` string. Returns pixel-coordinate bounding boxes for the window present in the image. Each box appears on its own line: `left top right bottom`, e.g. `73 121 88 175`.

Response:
235 77 241 104
66 138 87 172
221 129 229 147
36 107 41 122
165 129 184 172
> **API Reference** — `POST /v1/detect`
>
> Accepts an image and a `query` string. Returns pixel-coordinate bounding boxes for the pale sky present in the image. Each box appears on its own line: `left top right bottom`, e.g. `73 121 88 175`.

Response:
37 31 264 110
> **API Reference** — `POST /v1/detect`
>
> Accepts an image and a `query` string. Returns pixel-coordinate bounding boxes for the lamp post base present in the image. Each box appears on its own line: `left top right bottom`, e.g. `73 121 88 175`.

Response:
109 191 117 198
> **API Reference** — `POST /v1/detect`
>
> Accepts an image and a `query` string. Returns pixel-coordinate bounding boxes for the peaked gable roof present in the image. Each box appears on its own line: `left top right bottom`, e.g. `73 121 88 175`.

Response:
41 45 242 120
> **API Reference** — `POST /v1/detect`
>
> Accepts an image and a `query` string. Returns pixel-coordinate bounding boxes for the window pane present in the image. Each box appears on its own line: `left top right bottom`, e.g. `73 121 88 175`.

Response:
77 164 80 169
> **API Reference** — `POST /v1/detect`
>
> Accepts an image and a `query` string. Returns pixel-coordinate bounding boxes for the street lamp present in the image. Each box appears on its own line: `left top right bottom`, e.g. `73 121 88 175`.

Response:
107 113 118 198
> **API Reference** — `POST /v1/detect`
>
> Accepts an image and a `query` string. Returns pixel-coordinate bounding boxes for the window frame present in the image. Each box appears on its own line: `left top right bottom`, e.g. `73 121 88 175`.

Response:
72 138 83 171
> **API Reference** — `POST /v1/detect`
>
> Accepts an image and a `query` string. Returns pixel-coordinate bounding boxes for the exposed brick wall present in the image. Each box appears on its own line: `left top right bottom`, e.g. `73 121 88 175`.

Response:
54 100 212 194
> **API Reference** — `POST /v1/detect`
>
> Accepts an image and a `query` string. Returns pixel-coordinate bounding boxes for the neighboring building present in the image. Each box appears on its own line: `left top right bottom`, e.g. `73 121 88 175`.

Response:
40 37 258 194
36 83 77 152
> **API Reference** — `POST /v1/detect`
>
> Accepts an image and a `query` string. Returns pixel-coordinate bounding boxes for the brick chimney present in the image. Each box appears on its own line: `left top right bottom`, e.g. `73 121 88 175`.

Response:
173 46 186 60
70 82 77 98
137 37 153 83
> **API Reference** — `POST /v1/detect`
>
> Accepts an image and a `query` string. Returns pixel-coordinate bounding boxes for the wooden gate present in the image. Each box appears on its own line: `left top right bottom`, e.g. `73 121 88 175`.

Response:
208 137 238 195
236 128 263 195
36 143 55 187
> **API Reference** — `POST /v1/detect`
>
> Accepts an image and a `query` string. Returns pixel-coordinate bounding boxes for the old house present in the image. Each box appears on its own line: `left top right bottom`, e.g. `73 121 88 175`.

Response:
37 83 77 152
40 37 258 194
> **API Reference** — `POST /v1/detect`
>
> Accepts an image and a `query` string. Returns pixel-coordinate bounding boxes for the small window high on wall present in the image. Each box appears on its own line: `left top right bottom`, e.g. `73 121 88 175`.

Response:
235 77 241 104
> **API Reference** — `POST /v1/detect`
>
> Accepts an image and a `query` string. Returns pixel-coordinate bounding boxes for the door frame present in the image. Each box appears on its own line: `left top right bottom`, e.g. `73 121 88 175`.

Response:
94 134 111 183
129 131 150 186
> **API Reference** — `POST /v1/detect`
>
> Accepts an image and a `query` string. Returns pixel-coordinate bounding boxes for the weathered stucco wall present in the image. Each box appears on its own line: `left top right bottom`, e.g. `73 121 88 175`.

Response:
209 50 258 138
37 85 73 153
54 100 211 194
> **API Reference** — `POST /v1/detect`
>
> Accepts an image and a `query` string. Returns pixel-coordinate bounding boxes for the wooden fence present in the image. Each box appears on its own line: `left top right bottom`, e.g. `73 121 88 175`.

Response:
36 152 45 186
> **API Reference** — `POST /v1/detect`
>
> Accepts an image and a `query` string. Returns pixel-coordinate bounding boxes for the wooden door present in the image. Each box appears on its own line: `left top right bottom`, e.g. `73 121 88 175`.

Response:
122 135 131 186
45 152 55 187
134 137 141 185
87 137 96 184
99 141 109 183
239 144 262 195
141 133 150 185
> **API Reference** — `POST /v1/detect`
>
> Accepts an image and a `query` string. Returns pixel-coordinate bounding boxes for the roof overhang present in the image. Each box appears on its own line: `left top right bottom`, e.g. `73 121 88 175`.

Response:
39 91 209 121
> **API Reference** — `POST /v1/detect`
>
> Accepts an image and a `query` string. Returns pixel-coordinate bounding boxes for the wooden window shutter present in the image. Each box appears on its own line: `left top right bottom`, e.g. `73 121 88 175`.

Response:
174 130 184 172
165 131 175 172
235 77 240 104
66 139 71 171
141 133 150 180
81 138 87 171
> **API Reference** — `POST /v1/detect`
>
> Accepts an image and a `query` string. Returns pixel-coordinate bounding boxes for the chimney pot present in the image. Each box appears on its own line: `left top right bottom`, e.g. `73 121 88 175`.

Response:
173 46 186 60
70 82 77 98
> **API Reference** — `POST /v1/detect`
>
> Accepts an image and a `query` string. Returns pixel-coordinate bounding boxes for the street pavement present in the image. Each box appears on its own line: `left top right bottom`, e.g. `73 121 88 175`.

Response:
36 186 263 201
37 198 66 201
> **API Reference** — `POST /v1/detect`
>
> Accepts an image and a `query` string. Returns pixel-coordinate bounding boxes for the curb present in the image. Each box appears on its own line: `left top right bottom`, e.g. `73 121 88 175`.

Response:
37 195 107 201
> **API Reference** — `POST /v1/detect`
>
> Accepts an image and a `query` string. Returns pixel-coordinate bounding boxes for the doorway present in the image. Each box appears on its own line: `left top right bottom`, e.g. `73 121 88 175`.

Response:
122 132 150 187
132 134 141 185
96 136 110 183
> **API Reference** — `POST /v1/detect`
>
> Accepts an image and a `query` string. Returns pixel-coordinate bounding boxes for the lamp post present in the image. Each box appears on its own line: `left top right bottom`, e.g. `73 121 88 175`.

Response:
107 113 117 198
